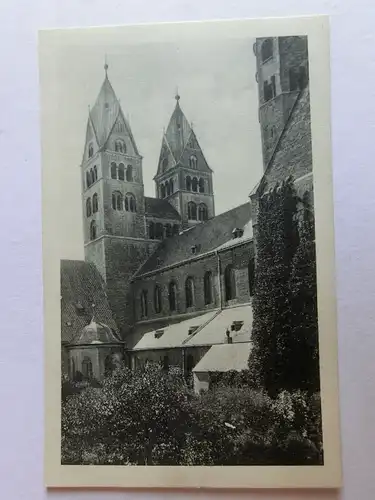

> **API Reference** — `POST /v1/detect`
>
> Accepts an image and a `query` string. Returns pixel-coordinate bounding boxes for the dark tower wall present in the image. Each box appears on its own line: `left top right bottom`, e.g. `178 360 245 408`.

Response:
254 36 309 170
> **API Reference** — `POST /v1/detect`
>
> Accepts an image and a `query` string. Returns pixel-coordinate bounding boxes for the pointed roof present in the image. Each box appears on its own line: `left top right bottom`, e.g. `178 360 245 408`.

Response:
164 95 192 163
88 65 139 154
90 74 120 147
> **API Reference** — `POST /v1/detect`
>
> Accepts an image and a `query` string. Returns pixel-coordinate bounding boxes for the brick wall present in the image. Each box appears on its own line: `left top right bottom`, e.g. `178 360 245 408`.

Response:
132 240 254 323
103 237 159 335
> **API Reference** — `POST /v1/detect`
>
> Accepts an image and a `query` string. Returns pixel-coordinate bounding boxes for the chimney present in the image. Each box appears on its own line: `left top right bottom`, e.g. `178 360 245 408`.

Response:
225 328 233 344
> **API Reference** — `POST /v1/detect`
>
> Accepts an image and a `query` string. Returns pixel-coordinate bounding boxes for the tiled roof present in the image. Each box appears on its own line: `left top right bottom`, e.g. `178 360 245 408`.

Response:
192 342 251 373
134 202 252 277
144 197 181 221
61 260 118 343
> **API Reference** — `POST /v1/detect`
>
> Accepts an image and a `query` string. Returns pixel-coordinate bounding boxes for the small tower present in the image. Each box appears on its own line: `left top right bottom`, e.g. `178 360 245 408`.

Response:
154 93 215 229
81 63 157 335
254 36 309 170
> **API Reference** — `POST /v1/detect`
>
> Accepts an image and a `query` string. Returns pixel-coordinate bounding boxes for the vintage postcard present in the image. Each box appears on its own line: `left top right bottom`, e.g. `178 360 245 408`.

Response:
40 16 341 489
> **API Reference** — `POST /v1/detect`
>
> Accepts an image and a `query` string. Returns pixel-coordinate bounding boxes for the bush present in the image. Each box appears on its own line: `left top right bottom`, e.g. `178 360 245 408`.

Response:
61 365 323 466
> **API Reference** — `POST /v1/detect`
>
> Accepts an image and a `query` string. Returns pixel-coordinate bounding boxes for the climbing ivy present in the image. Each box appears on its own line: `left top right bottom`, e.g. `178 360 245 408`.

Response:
249 178 319 394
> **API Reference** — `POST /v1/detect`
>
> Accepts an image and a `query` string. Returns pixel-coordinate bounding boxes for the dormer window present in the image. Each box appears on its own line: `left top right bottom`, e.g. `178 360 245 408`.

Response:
155 329 164 339
231 320 244 332
232 227 244 239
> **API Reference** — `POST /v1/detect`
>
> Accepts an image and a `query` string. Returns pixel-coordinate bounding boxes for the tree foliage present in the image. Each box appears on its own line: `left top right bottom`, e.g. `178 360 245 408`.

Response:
61 364 322 466
249 179 319 394
249 178 299 394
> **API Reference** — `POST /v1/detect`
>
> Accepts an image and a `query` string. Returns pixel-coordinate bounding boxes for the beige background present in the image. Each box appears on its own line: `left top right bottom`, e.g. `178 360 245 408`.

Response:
40 16 341 489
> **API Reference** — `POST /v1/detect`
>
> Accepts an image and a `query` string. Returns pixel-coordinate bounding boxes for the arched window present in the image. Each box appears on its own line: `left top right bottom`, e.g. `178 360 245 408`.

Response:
90 220 97 240
165 180 170 196
204 271 213 305
224 264 236 301
90 168 95 186
149 221 155 239
112 191 123 211
104 355 115 377
140 290 148 318
169 282 177 311
93 165 98 181
261 38 274 62
192 177 198 192
170 179 174 193
92 193 98 214
188 202 197 220
165 223 172 237
154 285 162 313
173 224 180 235
82 357 93 378
111 162 117 179
189 155 197 169
248 257 255 297
160 184 166 198
126 165 133 182
198 203 208 221
198 178 205 193
118 163 125 181
155 222 164 240
125 193 136 212
115 139 126 153
86 171 91 188
185 277 195 308
86 198 92 217
88 144 93 158
186 176 192 191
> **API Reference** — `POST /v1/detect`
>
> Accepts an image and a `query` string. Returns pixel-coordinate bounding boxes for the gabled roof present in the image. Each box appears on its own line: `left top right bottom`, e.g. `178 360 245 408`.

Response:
134 202 252 278
61 260 118 343
144 197 181 221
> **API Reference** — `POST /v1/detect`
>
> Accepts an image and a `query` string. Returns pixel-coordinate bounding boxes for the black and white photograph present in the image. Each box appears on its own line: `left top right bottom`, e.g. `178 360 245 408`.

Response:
41 17 340 489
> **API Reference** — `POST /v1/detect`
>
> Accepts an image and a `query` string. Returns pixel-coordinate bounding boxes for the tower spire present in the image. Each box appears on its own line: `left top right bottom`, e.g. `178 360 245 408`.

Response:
104 54 108 77
175 86 180 102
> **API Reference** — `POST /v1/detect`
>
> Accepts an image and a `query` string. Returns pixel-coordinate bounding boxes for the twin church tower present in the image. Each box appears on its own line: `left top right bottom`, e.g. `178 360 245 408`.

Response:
81 64 215 333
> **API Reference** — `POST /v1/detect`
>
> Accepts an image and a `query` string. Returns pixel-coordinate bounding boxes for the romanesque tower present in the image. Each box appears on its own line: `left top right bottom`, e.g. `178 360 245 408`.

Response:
254 36 309 169
154 94 215 229
81 64 158 335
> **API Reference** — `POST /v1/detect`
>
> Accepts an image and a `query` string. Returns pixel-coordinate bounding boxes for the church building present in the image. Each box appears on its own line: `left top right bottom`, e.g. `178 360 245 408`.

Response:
61 36 313 387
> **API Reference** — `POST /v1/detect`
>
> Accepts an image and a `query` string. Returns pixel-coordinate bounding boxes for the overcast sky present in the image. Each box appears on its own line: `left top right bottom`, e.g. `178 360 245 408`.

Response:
51 35 263 259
